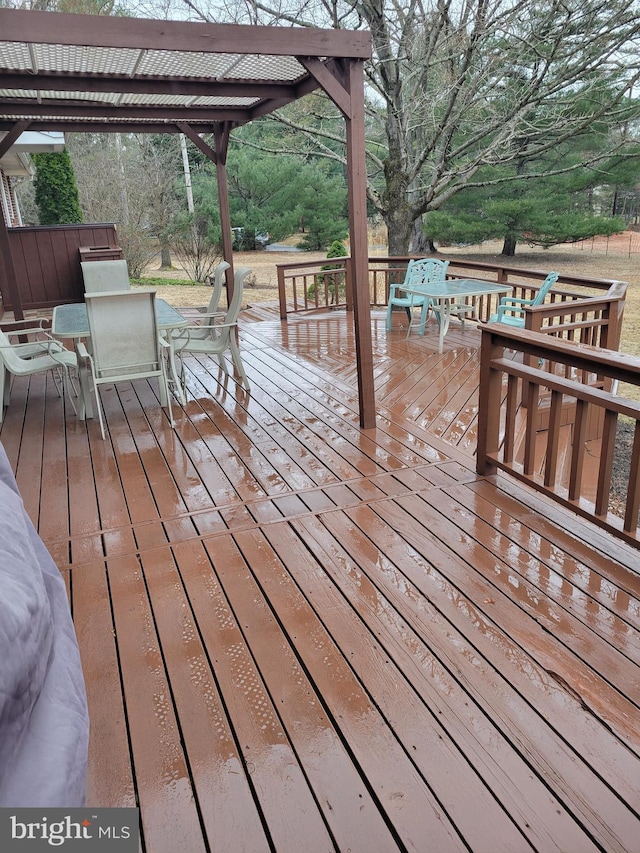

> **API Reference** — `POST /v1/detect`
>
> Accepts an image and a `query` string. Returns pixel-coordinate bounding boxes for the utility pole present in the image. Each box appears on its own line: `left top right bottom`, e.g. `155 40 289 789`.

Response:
180 133 194 213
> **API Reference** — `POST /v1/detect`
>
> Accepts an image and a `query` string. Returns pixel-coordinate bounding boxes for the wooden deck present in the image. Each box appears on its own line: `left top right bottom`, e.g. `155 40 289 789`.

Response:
2 306 640 852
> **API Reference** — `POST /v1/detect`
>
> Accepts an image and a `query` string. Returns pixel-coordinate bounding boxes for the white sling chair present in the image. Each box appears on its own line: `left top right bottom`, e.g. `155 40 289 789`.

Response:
204 261 231 313
81 259 131 294
172 266 251 393
189 260 231 342
78 289 174 439
0 323 78 423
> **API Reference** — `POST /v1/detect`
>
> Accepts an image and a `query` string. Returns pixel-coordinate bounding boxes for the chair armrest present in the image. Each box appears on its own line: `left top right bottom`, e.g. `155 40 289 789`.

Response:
1 324 50 341
76 342 90 359
0 334 65 356
169 327 191 352
499 295 533 308
174 320 237 332
495 302 528 321
0 318 47 333
196 310 226 319
202 321 237 330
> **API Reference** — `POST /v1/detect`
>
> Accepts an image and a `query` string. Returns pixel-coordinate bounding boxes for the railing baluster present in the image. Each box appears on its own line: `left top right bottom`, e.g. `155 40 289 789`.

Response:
568 399 589 502
523 383 540 475
503 373 519 464
477 324 639 546
625 421 640 533
544 389 563 487
595 409 618 517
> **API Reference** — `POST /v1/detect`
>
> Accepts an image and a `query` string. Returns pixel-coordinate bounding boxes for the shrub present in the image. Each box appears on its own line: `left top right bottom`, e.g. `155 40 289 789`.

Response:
307 240 348 304
168 211 222 282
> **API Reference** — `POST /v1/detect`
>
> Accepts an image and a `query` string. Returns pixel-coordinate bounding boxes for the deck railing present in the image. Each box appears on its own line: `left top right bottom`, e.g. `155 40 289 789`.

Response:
476 323 640 547
276 255 623 324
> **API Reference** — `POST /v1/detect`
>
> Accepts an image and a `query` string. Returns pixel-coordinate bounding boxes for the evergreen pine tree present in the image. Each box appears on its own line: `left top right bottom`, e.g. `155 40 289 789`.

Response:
33 150 83 225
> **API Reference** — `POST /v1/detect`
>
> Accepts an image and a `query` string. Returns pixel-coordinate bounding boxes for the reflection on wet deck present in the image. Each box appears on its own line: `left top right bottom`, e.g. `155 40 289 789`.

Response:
2 307 639 851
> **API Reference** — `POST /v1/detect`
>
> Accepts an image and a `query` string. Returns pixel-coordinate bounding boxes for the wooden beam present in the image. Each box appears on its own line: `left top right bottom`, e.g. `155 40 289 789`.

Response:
177 123 217 164
214 124 235 293
344 59 376 429
0 120 249 135
177 121 234 289
248 71 326 119
0 119 31 159
0 102 252 123
0 215 24 321
0 72 295 101
297 57 350 117
0 9 371 59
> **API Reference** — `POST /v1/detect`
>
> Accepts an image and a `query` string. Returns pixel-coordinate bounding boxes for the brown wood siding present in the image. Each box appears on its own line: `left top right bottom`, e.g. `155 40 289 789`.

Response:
1 223 118 310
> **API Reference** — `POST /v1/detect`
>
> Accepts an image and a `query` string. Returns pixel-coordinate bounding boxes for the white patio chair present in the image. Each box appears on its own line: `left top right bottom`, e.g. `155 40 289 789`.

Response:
0 323 78 424
81 259 131 294
191 260 231 340
172 266 251 393
78 289 174 439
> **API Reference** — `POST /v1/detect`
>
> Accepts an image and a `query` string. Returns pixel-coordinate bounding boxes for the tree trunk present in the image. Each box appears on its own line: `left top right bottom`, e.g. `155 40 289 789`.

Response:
502 234 517 256
382 125 414 256
410 218 435 255
159 239 173 269
384 209 415 256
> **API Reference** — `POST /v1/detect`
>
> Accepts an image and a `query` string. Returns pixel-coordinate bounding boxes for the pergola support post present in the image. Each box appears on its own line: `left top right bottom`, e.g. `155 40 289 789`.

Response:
177 121 234 294
213 123 234 295
0 203 23 321
344 59 376 429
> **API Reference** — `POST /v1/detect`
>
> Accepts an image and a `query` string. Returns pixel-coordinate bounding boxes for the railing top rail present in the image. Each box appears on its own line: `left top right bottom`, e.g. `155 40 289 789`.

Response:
524 292 627 317
482 322 640 380
496 357 640 421
8 222 118 234
275 255 626 292
275 257 349 271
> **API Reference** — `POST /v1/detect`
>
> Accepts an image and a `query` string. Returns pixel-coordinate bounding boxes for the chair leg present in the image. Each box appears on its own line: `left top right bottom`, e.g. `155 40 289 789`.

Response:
385 304 393 331
160 362 175 428
0 365 6 424
93 386 106 440
50 367 64 398
418 302 430 336
216 353 230 376
1 365 11 408
229 338 250 391
166 343 186 405
61 367 78 417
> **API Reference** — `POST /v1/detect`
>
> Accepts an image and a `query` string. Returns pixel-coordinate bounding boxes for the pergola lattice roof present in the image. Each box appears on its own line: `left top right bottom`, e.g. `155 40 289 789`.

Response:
0 9 370 133
0 8 376 428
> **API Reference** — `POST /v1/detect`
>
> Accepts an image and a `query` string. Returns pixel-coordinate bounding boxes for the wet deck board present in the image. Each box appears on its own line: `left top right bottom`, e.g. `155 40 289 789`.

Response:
2 307 639 852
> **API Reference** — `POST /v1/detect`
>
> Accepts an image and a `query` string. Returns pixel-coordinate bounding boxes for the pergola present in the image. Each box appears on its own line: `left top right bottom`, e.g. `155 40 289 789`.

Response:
0 7 376 427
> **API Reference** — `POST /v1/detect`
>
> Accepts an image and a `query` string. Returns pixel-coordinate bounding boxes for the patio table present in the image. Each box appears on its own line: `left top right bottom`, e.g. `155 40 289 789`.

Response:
51 298 188 419
401 278 512 353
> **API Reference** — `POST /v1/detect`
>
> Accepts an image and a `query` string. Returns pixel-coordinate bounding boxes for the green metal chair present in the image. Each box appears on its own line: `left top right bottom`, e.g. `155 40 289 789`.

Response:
490 271 559 327
386 258 450 333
